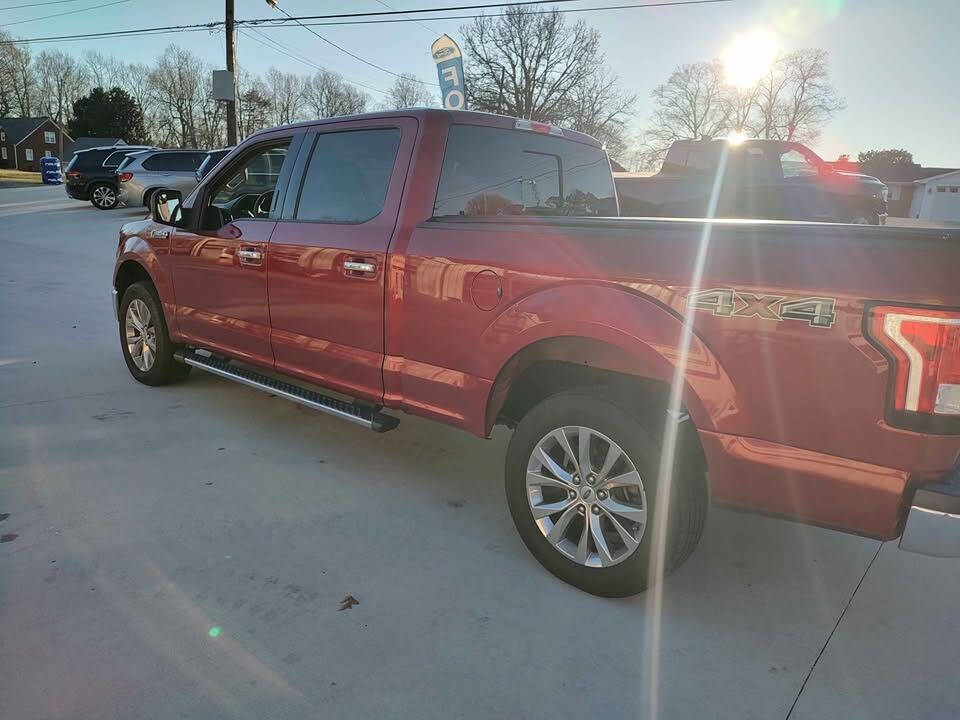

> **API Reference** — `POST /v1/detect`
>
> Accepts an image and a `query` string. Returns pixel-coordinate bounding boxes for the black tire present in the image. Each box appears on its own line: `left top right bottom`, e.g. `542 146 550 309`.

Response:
90 182 118 210
505 390 707 597
119 281 191 386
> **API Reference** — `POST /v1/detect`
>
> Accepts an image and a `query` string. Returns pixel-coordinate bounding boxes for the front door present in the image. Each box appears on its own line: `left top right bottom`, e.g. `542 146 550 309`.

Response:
170 136 296 367
267 119 415 402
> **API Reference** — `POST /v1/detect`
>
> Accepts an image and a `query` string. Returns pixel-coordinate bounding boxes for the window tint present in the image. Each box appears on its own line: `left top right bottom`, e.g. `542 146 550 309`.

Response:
780 148 818 178
142 153 203 171
115 155 139 171
198 150 230 179
205 141 290 228
74 150 111 168
743 146 773 182
103 150 132 167
434 125 616 217
295 128 401 223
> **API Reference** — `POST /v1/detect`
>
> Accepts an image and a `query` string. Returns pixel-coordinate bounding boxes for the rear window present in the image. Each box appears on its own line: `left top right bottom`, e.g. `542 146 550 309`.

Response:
103 150 132 168
661 143 720 174
142 152 204 172
433 125 616 217
72 149 111 169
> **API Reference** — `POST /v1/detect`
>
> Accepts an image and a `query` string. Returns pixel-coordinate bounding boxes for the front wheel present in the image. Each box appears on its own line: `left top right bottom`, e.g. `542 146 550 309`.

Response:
505 391 707 597
119 281 191 386
90 183 118 210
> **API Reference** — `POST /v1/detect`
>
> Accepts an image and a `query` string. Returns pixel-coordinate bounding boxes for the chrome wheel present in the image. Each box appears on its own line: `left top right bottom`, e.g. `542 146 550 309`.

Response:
526 425 647 568
125 298 157 371
92 185 116 208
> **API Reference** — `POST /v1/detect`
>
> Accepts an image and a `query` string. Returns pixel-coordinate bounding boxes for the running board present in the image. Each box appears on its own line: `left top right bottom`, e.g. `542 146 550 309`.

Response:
175 350 399 432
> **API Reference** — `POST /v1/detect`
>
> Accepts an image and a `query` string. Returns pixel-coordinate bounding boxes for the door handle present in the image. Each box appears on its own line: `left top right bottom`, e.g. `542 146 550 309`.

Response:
237 248 263 265
343 260 376 274
151 229 170 239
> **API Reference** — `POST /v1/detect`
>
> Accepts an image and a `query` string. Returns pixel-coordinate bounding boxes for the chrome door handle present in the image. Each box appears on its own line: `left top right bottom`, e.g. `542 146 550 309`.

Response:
343 260 376 273
151 229 170 239
237 248 263 264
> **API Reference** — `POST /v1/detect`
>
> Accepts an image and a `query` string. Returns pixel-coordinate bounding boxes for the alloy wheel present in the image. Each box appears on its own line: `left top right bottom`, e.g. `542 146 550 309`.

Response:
526 425 647 568
93 185 116 208
125 299 157 371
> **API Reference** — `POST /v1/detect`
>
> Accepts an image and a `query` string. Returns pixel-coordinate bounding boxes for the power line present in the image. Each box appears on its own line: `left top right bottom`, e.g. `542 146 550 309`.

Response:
0 0 88 12
0 0 129 27
240 26 389 95
0 0 734 45
265 1 433 86
374 0 442 37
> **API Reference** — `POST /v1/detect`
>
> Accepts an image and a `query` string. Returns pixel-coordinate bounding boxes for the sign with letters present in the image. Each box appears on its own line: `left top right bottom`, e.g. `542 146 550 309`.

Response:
432 34 467 110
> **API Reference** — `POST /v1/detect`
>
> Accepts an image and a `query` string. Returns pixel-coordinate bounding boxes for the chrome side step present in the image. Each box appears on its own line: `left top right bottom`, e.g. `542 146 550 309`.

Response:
175 350 399 432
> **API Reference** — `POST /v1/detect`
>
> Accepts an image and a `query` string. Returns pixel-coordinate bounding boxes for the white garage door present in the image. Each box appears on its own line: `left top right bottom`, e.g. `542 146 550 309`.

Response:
928 186 960 222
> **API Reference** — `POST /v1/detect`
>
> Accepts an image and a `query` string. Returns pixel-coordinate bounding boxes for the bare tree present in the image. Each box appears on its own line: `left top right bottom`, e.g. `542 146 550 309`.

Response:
721 83 758 134
564 66 635 160
237 73 272 139
0 34 36 116
118 62 156 140
265 67 303 126
463 7 597 122
381 73 433 109
82 50 121 89
149 45 206 147
35 50 88 125
302 70 368 118
777 49 845 142
641 61 729 165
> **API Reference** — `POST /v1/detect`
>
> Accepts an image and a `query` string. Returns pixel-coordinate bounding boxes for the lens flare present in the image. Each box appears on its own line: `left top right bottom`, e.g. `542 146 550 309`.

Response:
722 28 781 88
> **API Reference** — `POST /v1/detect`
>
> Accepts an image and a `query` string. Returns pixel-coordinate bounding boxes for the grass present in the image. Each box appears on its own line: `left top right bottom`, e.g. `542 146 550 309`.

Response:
0 169 43 184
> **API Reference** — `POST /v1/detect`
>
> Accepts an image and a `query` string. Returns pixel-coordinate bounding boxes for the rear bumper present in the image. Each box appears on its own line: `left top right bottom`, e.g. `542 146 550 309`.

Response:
65 183 87 200
899 469 960 558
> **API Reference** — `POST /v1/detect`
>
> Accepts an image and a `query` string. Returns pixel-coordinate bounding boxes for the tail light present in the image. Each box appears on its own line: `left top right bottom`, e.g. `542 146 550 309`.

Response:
66 170 82 179
117 172 133 182
867 305 960 423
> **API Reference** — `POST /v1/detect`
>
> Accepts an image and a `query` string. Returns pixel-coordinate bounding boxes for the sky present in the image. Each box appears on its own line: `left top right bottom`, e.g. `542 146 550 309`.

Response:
3 0 959 166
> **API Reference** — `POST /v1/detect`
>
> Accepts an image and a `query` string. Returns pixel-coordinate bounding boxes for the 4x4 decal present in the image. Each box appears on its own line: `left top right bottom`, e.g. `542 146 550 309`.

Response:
687 288 837 328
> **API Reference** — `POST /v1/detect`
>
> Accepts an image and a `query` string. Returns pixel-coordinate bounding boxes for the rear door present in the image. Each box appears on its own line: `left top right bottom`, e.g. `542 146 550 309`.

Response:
169 132 301 366
266 118 415 402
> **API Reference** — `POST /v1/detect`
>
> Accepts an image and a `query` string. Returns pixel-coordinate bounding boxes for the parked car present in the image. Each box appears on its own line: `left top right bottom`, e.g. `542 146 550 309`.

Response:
64 145 155 209
616 138 889 224
112 109 960 597
195 147 232 183
116 149 208 208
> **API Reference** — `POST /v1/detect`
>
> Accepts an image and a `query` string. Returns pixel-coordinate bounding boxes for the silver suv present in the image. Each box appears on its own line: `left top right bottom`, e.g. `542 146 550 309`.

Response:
116 149 208 207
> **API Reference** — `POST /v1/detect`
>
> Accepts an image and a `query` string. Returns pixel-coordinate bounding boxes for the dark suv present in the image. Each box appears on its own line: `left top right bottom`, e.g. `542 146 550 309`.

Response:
64 145 155 209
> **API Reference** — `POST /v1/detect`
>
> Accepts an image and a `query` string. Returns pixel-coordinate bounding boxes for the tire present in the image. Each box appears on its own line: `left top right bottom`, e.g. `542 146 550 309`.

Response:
90 182 118 210
119 281 191 386
505 390 707 597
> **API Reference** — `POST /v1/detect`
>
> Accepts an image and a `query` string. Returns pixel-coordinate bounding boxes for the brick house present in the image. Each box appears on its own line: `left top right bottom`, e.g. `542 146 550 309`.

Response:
0 117 74 171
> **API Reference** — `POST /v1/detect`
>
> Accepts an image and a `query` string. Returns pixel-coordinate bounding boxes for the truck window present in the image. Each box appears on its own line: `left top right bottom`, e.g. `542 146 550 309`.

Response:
204 141 290 228
779 148 819 179
294 128 400 224
744 146 773 182
433 125 616 217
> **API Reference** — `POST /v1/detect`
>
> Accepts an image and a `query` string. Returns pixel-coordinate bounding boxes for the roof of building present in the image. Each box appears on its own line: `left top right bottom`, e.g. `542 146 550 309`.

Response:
914 169 960 185
0 116 70 145
64 137 126 157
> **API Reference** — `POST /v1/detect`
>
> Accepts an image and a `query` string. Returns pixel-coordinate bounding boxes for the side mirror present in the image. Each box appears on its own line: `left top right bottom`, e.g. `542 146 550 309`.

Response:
150 188 183 226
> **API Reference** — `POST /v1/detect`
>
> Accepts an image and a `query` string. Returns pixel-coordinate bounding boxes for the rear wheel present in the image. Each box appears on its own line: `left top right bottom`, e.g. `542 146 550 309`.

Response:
119 281 190 386
505 390 707 597
90 182 118 210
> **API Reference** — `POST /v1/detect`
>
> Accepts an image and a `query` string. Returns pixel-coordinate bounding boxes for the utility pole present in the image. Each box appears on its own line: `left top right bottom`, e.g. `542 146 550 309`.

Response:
225 0 238 145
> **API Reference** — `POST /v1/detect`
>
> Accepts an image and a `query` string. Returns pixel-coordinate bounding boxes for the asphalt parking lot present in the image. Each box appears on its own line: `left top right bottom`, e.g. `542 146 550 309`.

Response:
1 184 958 720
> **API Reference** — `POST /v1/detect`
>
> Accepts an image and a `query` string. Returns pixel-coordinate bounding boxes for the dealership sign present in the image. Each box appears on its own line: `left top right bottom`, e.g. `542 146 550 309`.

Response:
432 34 467 110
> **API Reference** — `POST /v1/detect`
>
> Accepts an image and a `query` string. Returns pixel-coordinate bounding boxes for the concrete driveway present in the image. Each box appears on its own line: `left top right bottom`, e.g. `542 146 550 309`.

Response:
1 185 957 720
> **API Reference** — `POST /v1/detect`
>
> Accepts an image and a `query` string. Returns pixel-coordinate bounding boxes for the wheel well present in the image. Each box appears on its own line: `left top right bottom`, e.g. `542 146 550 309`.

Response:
114 260 153 300
494 359 707 481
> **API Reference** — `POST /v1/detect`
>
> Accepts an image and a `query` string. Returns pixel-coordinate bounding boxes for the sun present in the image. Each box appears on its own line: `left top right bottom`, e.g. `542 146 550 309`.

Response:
722 28 781 88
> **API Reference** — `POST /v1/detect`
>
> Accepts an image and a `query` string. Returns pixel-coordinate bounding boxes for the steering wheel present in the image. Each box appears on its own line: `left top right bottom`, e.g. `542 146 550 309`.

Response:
253 190 274 217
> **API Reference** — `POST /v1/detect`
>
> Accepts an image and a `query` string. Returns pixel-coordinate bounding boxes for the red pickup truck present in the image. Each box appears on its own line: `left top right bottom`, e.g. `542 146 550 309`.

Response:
112 109 960 597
